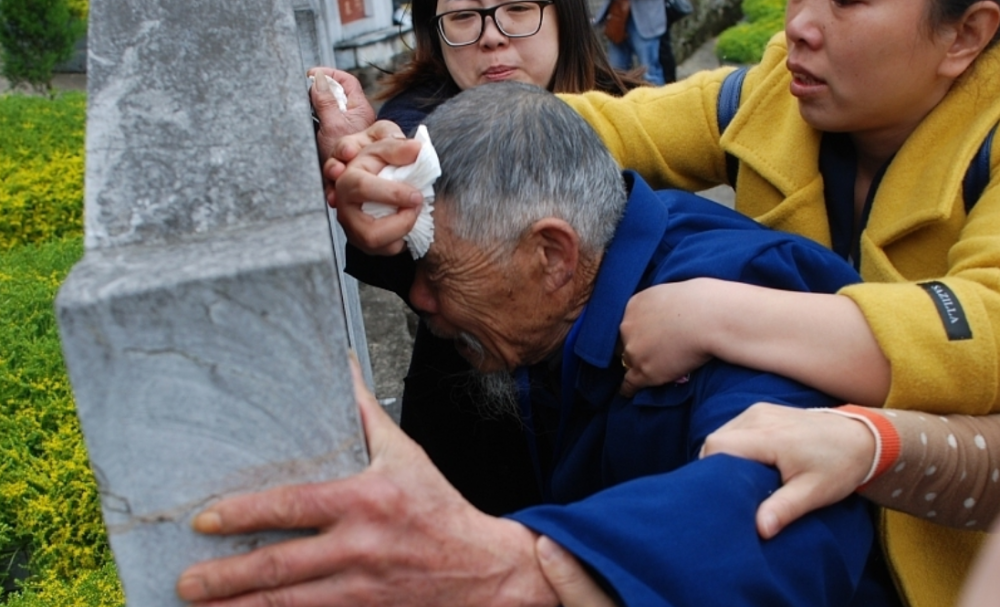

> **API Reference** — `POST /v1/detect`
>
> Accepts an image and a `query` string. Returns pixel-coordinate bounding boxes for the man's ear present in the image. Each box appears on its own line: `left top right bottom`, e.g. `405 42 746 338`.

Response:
939 0 1000 78
525 218 581 293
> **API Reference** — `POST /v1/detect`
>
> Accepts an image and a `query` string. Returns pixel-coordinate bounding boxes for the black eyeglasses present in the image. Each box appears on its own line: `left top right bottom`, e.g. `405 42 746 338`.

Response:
434 0 554 47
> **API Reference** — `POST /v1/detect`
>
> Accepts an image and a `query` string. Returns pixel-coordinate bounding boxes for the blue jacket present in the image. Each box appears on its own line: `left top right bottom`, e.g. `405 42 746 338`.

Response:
506 173 898 606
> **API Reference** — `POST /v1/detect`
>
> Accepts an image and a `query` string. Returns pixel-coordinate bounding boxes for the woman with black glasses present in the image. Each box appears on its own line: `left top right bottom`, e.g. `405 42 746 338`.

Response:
375 0 640 134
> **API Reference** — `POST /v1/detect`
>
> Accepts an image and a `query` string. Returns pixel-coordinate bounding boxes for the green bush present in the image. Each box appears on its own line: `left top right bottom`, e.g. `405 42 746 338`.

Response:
0 92 85 250
0 0 86 93
740 0 783 23
0 236 123 606
715 0 784 64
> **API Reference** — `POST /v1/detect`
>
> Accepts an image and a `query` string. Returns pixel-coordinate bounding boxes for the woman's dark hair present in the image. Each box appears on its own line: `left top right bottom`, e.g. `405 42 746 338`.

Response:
376 0 646 100
928 0 1000 46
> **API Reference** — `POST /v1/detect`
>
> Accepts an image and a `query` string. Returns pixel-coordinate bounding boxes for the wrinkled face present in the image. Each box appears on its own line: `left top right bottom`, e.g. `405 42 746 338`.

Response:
784 0 956 138
436 0 560 90
407 208 556 373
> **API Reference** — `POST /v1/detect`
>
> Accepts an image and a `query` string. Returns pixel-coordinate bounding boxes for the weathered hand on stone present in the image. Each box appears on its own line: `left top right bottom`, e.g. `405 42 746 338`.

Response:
176 358 558 607
308 68 376 205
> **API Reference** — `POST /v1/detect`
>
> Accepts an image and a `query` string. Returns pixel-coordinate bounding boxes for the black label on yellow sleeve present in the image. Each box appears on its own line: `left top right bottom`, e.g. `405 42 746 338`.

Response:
919 281 973 341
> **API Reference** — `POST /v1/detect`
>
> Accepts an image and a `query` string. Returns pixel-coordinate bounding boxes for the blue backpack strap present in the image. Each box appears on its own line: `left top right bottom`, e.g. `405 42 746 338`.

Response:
717 66 748 186
963 124 996 214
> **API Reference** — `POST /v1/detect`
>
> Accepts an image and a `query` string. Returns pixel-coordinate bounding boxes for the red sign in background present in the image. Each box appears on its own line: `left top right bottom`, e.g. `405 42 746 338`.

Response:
339 0 366 24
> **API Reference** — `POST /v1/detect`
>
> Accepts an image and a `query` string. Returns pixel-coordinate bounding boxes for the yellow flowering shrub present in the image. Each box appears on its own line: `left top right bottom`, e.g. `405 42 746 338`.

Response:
0 236 123 606
5 563 121 607
0 92 85 250
0 84 122 606
65 0 88 20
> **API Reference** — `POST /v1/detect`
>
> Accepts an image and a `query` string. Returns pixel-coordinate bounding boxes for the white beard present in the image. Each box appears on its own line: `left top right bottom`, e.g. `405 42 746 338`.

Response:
472 370 520 420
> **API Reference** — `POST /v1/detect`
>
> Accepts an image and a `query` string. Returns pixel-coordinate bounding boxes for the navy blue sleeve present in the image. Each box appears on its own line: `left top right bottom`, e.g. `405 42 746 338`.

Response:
377 84 449 135
660 227 861 294
649 232 857 302
510 455 874 607
378 94 431 136
648 189 861 294
516 351 880 605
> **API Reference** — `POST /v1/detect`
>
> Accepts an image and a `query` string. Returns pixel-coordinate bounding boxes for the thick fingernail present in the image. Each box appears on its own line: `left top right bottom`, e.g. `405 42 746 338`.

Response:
315 73 330 92
408 192 423 205
176 574 208 601
192 511 223 534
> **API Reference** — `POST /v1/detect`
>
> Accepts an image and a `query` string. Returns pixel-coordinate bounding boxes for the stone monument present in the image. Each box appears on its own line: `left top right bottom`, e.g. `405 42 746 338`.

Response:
55 0 369 604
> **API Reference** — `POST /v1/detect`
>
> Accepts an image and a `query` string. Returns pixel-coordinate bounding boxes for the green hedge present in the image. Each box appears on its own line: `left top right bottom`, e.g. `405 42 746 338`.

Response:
0 236 123 606
715 0 784 64
0 91 123 605
0 92 85 250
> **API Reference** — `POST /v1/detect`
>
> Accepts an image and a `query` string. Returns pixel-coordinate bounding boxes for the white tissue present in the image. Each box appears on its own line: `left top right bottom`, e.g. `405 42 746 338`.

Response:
361 125 440 260
308 74 348 111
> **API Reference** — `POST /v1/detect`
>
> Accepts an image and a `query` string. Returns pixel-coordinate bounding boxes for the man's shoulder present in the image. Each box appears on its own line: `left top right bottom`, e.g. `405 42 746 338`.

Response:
634 183 774 243
638 183 839 261
630 181 859 294
653 188 760 225
621 175 833 272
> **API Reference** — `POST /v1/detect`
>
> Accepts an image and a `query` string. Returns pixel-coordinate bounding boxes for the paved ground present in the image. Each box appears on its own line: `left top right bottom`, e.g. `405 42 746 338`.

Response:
4 39 730 405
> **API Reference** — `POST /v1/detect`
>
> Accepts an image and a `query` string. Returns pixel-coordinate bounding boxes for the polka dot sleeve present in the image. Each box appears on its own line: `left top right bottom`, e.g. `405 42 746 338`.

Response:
848 408 1000 531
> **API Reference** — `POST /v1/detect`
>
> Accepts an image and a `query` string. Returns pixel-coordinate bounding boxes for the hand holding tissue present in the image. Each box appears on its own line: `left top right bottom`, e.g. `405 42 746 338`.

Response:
360 125 440 260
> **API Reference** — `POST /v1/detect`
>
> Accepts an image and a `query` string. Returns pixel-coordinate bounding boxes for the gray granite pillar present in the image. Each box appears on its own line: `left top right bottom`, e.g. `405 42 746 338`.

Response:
293 0 376 392
55 0 369 604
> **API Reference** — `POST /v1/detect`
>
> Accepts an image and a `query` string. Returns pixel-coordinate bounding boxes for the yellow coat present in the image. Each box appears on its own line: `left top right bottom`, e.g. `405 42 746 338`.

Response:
560 34 1000 607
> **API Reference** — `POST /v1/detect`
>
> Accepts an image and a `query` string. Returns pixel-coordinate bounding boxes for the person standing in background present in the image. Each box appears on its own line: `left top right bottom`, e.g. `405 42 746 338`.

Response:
657 0 691 82
598 0 666 84
658 19 677 83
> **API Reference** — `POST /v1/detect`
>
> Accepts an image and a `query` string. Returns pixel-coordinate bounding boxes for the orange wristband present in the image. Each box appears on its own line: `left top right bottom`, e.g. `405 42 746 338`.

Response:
833 404 902 489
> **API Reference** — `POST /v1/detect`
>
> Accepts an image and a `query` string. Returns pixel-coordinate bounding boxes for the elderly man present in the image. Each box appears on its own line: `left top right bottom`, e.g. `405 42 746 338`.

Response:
177 82 897 606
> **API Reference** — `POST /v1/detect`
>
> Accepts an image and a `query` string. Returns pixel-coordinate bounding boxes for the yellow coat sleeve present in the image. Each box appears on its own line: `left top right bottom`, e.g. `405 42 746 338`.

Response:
556 68 737 192
840 164 1000 415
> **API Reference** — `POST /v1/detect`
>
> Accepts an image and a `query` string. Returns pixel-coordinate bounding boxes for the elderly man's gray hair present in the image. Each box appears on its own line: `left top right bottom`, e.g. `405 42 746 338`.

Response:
422 81 627 253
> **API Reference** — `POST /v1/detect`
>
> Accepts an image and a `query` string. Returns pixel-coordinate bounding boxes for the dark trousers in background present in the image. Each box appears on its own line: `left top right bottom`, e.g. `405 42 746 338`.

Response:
659 22 677 83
